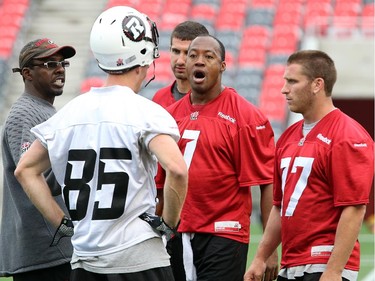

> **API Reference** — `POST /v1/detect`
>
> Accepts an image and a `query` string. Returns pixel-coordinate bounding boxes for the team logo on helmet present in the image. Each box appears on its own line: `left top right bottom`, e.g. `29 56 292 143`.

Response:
122 15 146 42
116 58 124 66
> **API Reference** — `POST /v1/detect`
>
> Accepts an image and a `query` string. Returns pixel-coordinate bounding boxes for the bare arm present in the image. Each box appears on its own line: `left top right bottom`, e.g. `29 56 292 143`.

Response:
259 183 274 232
320 205 366 281
14 140 66 228
245 205 281 281
259 183 279 281
149 134 188 228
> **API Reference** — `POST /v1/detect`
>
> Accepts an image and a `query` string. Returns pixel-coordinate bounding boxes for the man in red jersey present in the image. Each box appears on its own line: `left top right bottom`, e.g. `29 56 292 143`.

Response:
244 50 374 281
152 21 209 281
152 21 209 109
153 21 209 217
156 34 278 281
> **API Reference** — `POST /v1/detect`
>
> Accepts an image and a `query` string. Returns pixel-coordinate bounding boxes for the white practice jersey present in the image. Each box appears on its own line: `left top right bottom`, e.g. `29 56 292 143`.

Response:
31 86 180 256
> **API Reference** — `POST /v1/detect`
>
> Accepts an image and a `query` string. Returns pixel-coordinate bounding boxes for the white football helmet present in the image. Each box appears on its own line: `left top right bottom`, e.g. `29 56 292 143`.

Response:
90 6 159 74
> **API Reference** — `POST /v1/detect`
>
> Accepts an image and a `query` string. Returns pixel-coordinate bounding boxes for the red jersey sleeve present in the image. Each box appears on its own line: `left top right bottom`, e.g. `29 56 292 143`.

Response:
329 138 374 206
235 120 275 187
154 163 165 189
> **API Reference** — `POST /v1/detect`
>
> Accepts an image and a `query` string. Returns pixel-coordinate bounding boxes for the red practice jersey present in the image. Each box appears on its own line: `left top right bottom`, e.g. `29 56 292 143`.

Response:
274 109 374 270
152 82 176 108
156 87 275 243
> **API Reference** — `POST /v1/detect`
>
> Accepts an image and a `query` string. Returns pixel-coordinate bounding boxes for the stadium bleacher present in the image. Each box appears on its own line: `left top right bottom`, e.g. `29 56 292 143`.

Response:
0 0 29 57
1 0 373 137
0 0 30 106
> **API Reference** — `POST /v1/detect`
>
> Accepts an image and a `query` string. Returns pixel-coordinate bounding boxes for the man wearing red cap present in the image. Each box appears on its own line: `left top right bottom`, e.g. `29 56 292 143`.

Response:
0 38 76 281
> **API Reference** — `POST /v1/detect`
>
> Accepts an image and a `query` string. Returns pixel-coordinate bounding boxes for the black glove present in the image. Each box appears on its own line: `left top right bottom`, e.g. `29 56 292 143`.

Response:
139 212 179 242
50 216 74 247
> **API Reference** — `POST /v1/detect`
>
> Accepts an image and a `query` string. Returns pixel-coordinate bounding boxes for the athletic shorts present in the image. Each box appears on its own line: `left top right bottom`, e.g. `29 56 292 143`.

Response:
70 266 174 281
167 235 186 281
191 233 248 281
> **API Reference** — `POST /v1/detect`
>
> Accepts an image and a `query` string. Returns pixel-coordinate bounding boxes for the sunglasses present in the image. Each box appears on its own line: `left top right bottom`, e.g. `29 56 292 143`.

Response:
30 60 70 69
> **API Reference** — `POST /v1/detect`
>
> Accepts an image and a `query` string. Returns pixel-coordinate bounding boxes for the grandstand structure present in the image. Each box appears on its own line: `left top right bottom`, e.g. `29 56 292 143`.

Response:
0 0 374 136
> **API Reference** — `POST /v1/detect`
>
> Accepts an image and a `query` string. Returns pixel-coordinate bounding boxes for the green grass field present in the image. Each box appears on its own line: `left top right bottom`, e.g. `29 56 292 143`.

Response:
0 223 373 281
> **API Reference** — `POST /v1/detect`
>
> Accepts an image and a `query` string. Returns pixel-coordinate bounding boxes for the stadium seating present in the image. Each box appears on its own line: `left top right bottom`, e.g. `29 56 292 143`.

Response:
215 11 244 31
361 3 374 36
80 76 105 94
273 0 304 28
158 30 172 51
190 3 217 23
190 3 217 34
0 0 30 115
331 1 361 37
192 0 220 8
245 8 274 27
146 50 174 84
0 0 371 142
234 66 264 92
250 0 277 9
238 45 267 68
216 30 242 53
303 0 333 36
0 58 10 97
106 0 135 8
137 0 164 21
268 26 301 56
0 0 29 58
79 0 373 128
159 0 191 30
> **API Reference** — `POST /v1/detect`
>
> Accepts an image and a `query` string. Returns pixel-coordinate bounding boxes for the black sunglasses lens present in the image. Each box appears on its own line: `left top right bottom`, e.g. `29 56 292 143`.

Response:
47 61 59 68
45 61 70 68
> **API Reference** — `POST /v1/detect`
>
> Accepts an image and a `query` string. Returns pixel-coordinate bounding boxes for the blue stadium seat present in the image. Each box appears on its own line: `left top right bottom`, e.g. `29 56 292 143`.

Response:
234 67 264 91
215 30 241 53
245 8 275 27
237 87 260 106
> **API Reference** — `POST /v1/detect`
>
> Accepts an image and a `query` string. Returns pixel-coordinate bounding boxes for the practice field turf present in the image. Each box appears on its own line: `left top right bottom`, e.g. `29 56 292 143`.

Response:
0 223 373 281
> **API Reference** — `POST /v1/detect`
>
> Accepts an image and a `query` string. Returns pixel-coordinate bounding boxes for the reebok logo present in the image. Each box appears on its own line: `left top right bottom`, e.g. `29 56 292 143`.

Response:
218 112 236 123
256 125 266 130
354 143 367 148
317 133 331 145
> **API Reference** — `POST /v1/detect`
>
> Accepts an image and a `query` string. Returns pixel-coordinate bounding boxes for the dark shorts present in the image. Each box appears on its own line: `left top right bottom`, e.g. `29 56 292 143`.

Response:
277 272 350 281
13 262 71 281
167 235 186 281
168 233 248 281
191 233 248 281
70 266 175 281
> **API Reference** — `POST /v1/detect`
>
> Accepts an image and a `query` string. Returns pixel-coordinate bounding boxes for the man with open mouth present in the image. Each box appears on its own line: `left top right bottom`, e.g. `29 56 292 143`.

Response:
1 38 76 281
156 34 278 281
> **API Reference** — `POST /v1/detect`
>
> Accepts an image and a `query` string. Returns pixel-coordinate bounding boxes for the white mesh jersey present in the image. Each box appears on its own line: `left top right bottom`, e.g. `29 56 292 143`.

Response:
31 86 180 256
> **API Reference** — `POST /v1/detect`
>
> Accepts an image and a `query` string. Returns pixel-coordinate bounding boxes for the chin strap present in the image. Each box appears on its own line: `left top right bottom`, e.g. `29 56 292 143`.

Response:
144 61 156 88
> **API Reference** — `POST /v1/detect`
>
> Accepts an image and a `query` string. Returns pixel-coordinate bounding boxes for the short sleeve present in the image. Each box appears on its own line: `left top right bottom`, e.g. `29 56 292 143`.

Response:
329 140 374 206
234 120 275 187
